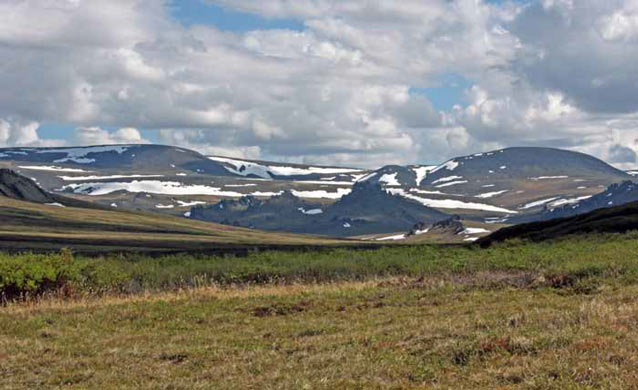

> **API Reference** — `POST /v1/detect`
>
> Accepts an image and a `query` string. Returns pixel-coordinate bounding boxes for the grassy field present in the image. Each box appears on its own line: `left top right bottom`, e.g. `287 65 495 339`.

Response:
2 233 638 388
0 196 348 254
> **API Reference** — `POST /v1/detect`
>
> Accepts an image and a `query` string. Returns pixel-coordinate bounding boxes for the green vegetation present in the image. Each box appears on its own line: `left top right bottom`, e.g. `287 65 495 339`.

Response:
2 232 638 300
2 233 638 388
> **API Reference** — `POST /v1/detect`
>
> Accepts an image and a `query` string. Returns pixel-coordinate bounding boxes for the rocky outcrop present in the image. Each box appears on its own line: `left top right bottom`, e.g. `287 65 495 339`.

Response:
0 169 57 203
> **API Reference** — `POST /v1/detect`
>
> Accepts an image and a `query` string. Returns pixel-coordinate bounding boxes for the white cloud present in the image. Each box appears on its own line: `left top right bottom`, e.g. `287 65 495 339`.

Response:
0 117 65 147
74 127 149 146
0 0 637 168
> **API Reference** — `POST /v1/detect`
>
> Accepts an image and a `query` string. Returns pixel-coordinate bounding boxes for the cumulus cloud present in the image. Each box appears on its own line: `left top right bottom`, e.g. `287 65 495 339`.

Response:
74 127 149 146
0 0 637 168
0 118 65 147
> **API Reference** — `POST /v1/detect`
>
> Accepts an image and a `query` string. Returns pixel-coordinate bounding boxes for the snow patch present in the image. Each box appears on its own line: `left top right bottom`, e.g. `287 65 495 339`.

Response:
155 204 175 209
529 176 569 181
298 207 323 215
461 227 490 235
45 202 65 208
176 200 206 207
430 159 459 174
62 181 246 197
519 197 560 210
19 165 91 173
39 146 131 164
291 189 351 200
475 190 509 199
412 166 436 186
224 183 258 188
432 175 463 185
409 188 453 196
356 172 378 182
209 156 362 179
377 234 406 241
547 196 592 208
59 174 164 181
293 180 354 186
378 173 401 186
435 180 468 188
387 189 517 214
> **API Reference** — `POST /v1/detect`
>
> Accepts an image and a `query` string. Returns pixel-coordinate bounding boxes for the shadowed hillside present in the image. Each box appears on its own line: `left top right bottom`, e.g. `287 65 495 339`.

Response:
478 200 638 246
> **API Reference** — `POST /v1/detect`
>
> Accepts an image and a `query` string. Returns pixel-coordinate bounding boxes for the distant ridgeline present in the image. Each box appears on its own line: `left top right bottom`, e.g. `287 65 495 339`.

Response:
0 144 634 238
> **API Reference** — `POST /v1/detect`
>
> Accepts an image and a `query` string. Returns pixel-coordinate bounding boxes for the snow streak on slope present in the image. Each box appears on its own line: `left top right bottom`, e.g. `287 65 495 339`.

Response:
518 197 561 210
432 176 463 185
59 174 164 181
475 190 509 199
429 159 459 174
39 146 132 164
387 189 517 214
412 166 437 186
61 181 351 199
435 180 468 188
208 156 363 179
62 181 245 197
19 165 91 173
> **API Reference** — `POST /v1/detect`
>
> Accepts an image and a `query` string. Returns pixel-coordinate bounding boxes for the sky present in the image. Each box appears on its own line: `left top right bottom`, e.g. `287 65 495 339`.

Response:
1 0 638 169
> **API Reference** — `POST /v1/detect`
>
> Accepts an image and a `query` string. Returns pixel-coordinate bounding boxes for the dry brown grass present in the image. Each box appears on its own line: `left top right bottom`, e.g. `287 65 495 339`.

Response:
2 275 638 389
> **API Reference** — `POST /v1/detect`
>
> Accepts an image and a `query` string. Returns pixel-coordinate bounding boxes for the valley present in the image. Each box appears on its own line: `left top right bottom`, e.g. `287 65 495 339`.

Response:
1 144 635 243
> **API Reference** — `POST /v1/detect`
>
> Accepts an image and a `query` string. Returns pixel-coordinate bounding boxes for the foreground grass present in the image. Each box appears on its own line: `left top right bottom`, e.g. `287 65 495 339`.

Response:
2 233 638 388
2 278 638 389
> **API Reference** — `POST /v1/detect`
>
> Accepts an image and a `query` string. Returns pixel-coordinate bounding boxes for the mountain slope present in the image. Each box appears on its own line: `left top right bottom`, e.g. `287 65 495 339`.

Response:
0 144 236 176
421 147 629 188
402 147 631 217
0 168 107 209
478 200 638 246
190 181 449 237
0 168 57 203
525 180 638 222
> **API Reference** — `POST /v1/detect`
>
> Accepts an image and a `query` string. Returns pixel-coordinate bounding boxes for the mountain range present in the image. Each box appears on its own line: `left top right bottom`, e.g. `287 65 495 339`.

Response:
0 143 635 241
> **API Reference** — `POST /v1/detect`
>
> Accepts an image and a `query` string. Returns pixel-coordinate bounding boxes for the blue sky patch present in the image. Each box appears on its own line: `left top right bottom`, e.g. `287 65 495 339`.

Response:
169 0 305 31
410 74 474 111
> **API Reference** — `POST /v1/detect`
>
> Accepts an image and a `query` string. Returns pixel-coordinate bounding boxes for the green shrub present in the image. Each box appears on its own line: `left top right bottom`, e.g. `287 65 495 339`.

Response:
1 232 638 301
0 249 76 300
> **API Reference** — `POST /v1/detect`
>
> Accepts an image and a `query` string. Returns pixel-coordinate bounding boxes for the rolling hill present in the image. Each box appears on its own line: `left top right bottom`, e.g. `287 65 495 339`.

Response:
0 169 349 253
478 199 638 246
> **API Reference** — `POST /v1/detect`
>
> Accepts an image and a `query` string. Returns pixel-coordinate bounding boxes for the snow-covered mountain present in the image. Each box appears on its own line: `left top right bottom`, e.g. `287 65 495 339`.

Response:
0 144 632 237
422 147 628 189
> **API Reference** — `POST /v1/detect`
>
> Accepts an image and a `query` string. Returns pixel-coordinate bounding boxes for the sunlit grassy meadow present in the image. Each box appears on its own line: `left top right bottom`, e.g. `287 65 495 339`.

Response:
2 233 638 388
